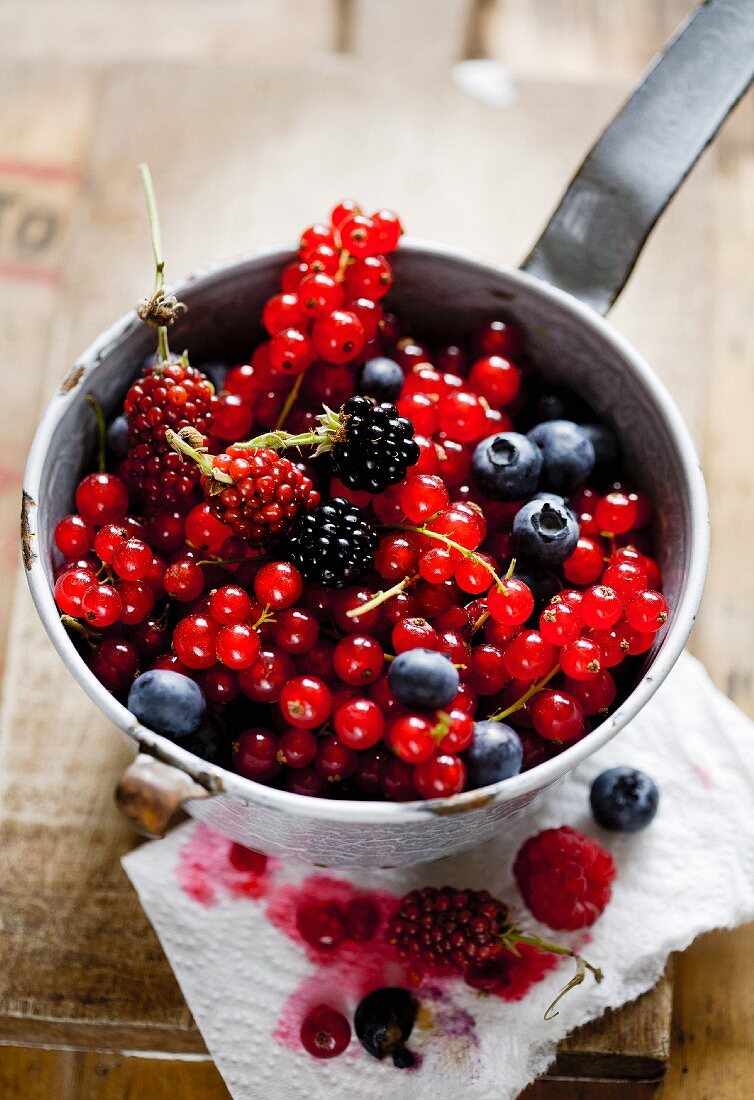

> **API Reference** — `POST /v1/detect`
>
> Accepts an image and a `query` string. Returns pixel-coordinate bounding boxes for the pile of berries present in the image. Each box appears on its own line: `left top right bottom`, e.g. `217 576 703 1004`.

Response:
52 196 671 802
292 822 611 1065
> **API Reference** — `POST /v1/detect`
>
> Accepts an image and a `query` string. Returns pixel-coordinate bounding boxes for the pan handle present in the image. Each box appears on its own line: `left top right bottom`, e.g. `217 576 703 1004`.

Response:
115 752 215 838
522 0 754 315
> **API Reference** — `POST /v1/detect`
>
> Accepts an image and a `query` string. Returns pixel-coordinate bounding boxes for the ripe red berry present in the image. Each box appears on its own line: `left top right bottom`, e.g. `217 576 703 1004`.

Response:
530 689 584 743
299 1007 352 1060
371 208 403 252
563 669 617 715
117 580 155 625
413 752 466 799
184 503 232 554
262 291 306 335
474 319 523 359
279 675 333 729
80 582 122 628
468 355 521 407
387 713 436 764
312 309 366 364
253 561 303 609
277 727 318 769
374 532 420 580
269 327 316 375
233 727 281 781
315 735 358 782
173 613 220 669
54 566 98 615
75 472 129 525
559 637 602 681
467 643 508 695
54 514 95 559
624 589 669 633
440 390 488 442
539 600 581 645
198 664 240 704
111 537 152 581
399 473 449 524
602 559 648 601
562 537 605 586
212 393 254 440
273 607 319 654
579 584 623 630
514 826 616 930
487 579 534 626
238 647 295 703
595 492 638 535
338 213 380 257
334 697 385 750
215 623 261 670
90 637 140 693
332 634 384 685
503 630 555 682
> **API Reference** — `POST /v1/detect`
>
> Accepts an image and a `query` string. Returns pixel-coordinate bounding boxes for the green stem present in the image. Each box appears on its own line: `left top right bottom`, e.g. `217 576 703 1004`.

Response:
501 929 603 1021
138 162 170 364
400 524 507 591
488 663 561 722
165 429 230 482
275 373 304 430
85 396 107 473
345 572 419 619
237 404 342 455
60 615 98 648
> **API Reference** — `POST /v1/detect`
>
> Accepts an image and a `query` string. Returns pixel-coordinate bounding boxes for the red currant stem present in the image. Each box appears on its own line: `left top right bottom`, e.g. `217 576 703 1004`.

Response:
60 614 98 648
472 610 490 634
251 604 276 630
165 428 233 484
488 663 561 721
274 372 304 431
399 524 508 592
335 248 351 283
138 163 172 365
85 396 107 473
96 560 115 585
430 710 451 743
238 405 341 457
195 557 251 567
345 571 420 619
501 929 602 1021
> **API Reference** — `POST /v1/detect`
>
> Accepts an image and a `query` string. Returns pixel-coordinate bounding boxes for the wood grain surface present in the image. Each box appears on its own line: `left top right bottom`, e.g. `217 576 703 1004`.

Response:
0 2 751 1098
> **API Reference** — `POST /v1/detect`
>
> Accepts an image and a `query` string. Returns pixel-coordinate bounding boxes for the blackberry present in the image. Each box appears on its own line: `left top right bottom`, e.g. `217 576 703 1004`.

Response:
285 498 378 589
329 396 419 494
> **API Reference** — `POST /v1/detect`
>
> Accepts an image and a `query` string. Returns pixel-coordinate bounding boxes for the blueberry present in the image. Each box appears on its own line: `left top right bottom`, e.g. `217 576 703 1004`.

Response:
106 414 129 460
527 419 595 493
511 498 579 565
471 432 543 501
354 987 418 1068
465 721 523 788
358 357 404 402
581 423 619 468
128 670 206 738
199 360 228 393
388 648 459 709
590 766 659 832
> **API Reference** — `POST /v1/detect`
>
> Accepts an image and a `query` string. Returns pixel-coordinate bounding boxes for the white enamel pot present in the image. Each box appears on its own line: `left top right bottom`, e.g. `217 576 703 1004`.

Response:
23 0 754 866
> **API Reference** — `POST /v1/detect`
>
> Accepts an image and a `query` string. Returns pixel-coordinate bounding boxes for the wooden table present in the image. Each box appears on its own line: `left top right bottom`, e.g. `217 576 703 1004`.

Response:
0 3 752 1097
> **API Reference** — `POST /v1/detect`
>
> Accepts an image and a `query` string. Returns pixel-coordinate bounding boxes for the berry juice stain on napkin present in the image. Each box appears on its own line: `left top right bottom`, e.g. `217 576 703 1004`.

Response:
124 655 754 1100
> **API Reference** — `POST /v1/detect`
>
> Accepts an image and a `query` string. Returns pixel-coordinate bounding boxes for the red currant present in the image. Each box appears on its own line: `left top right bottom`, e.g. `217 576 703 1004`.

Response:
54 514 94 558
487 579 534 626
315 735 358 782
503 630 555 681
563 669 616 715
254 561 303 610
413 752 466 799
215 623 261 670
279 675 333 729
111 537 153 581
624 590 668 633
75 472 128 525
399 473 449 523
468 355 521 407
388 713 436 764
54 566 98 615
80 583 122 628
334 697 384 750
595 492 638 535
332 634 384 685
530 689 584 743
238 647 296 703
312 309 366 364
562 537 605 586
559 637 602 681
233 728 281 781
579 584 623 629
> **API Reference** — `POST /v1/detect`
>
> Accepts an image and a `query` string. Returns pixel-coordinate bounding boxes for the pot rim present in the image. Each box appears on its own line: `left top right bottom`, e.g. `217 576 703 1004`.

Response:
22 238 709 824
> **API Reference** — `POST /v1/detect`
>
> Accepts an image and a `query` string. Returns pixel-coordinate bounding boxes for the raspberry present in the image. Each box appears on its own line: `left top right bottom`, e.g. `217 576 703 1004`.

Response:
386 883 603 1012
513 826 616 930
123 361 216 507
190 443 319 545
